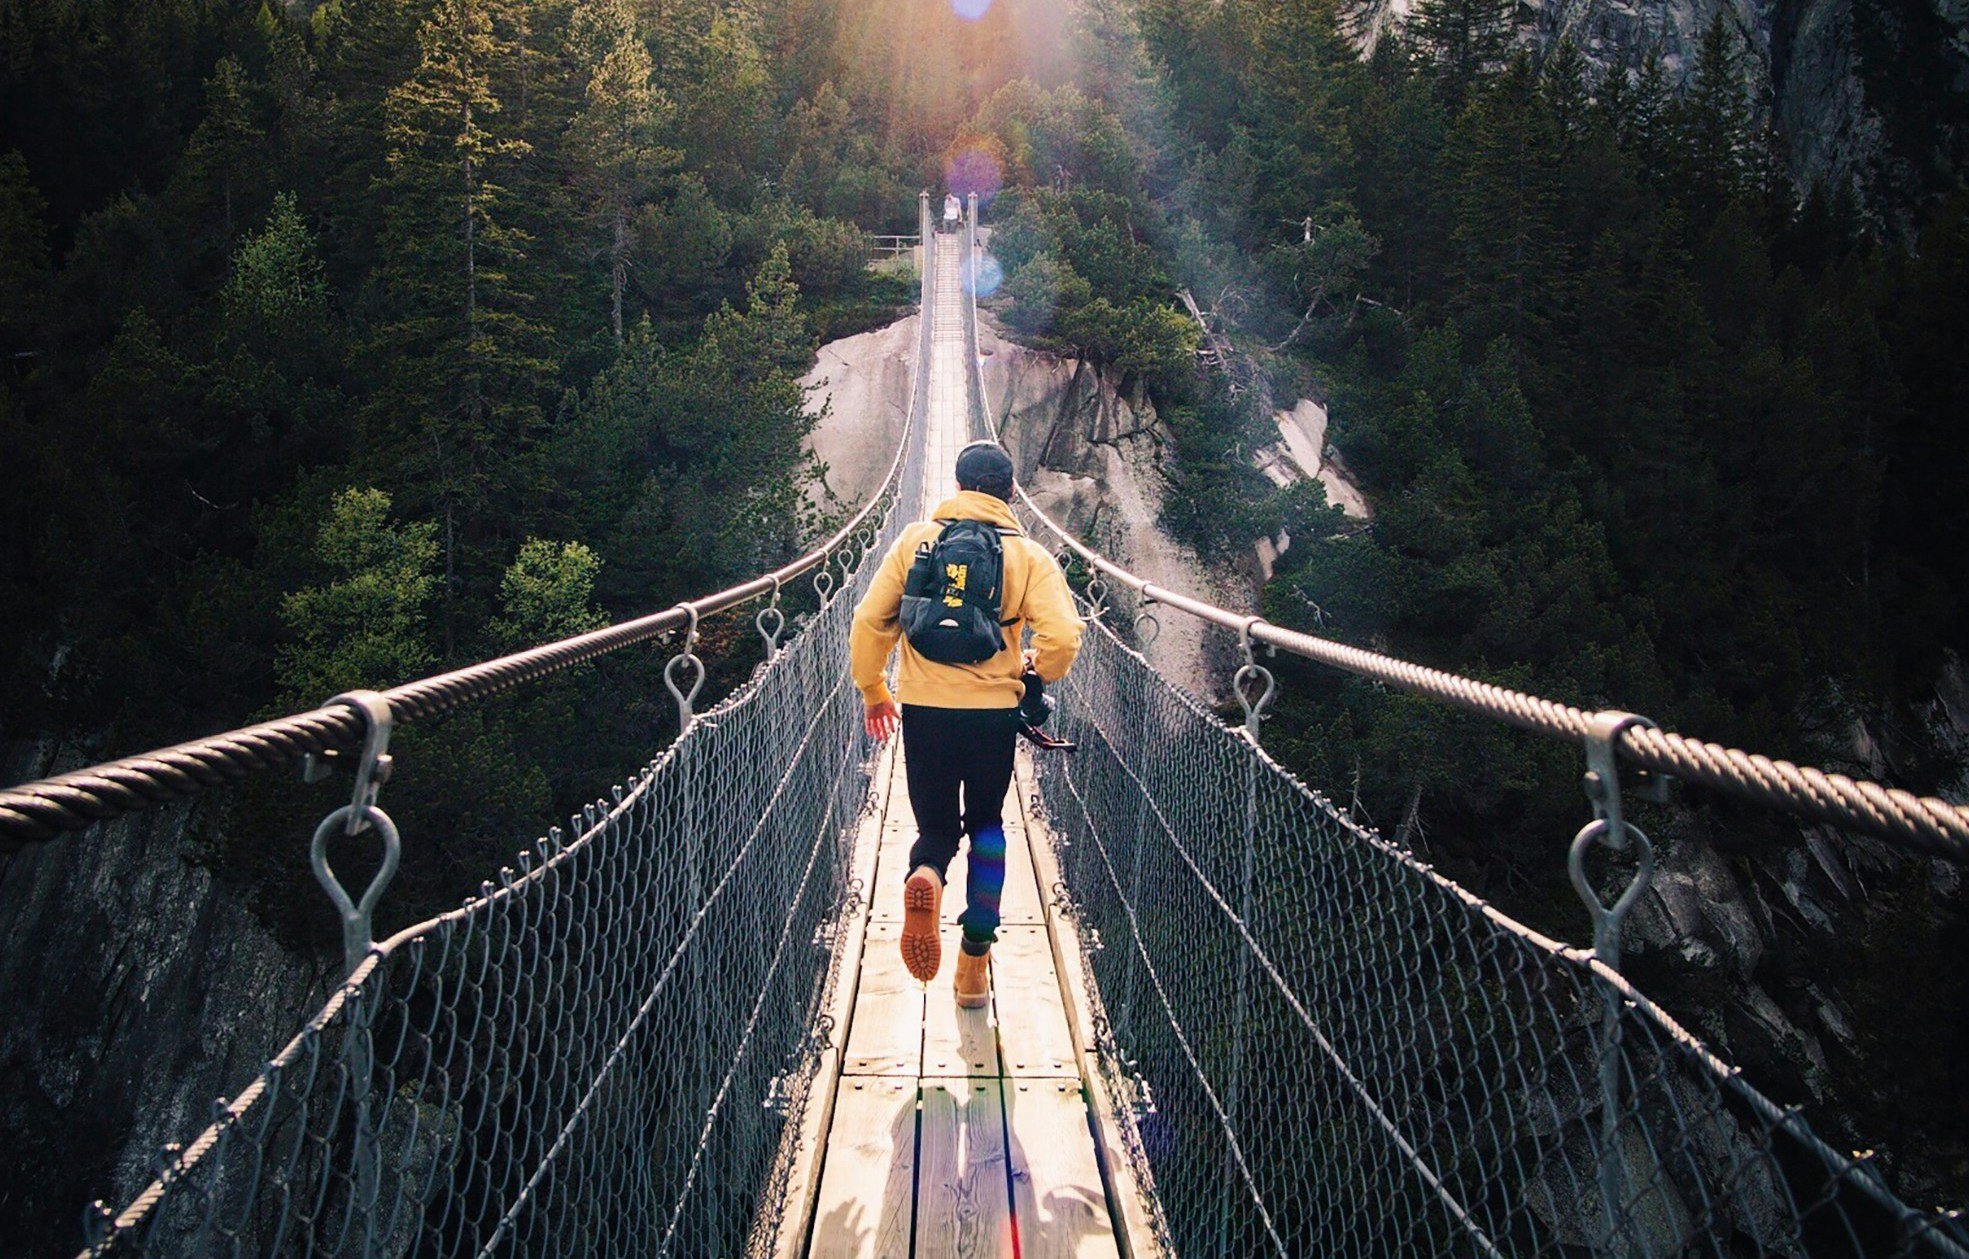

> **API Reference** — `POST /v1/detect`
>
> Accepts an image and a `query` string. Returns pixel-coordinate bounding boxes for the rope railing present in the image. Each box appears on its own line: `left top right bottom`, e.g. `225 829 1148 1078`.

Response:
949 217 1966 864
1030 614 1969 1257
950 213 1968 1258
0 373 916 852
54 226 936 1259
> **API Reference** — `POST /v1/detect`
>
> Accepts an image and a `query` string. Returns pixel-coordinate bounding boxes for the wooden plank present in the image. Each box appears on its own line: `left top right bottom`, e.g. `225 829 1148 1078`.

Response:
915 1078 1013 1259
1017 752 1167 1259
990 926 1076 1078
842 922 924 1076
868 812 915 923
1005 1079 1120 1259
760 740 897 1259
809 1076 920 1258
869 745 916 923
920 924 1000 1078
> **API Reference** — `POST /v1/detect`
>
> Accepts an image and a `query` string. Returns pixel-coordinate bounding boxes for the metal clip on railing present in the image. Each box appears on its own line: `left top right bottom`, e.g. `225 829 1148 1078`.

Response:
756 577 786 662
1568 710 1670 1250
665 605 707 731
1568 710 1667 971
302 691 401 977
1133 594 1161 648
1234 618 1276 744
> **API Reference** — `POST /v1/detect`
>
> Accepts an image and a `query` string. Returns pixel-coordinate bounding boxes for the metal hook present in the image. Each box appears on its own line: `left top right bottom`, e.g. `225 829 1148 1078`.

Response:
304 691 400 976
1234 662 1276 742
1133 604 1161 648
1232 618 1276 742
756 577 786 661
1238 616 1277 668
302 691 395 835
1084 573 1108 616
1568 711 1669 969
814 565 836 602
665 604 706 730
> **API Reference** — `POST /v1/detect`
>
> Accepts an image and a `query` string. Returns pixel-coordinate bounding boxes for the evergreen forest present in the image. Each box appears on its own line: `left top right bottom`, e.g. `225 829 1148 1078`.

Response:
1 0 1966 1240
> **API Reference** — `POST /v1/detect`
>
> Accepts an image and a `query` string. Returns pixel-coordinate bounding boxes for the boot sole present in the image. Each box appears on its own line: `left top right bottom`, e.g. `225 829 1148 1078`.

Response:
901 872 941 982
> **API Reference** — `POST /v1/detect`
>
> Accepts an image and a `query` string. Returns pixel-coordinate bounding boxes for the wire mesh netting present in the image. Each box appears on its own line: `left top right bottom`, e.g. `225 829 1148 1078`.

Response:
1027 613 1969 1258
79 510 906 1259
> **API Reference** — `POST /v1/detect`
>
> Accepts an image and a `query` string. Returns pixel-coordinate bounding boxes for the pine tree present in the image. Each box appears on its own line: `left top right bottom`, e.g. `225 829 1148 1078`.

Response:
1448 55 1561 347
567 0 677 343
1538 38 1593 153
179 57 266 241
1405 0 1520 111
1674 14 1756 222
278 487 440 702
372 0 557 647
223 191 329 330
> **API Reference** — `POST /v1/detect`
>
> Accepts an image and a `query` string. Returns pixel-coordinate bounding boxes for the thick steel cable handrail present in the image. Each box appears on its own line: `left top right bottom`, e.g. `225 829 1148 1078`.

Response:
952 216 1967 862
1017 493 1969 861
1 387 915 851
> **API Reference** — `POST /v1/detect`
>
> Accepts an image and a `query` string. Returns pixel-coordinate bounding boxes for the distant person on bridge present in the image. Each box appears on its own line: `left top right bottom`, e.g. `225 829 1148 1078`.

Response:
850 441 1083 1006
942 192 962 233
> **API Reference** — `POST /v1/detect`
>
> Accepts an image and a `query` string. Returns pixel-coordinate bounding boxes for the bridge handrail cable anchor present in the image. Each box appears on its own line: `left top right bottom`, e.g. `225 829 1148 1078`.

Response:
1569 710 1670 971
665 604 707 730
301 690 401 977
1568 710 1672 1249
1233 617 1276 743
756 576 786 661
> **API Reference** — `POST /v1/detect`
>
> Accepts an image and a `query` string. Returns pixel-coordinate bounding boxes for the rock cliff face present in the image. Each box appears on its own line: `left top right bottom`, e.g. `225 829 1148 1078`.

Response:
1349 0 1969 212
0 740 331 1253
976 314 1267 698
1616 686 1969 1208
800 314 919 515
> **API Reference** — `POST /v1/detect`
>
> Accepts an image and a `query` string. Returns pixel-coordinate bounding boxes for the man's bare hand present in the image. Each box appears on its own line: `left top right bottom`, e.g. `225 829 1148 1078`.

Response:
865 700 901 742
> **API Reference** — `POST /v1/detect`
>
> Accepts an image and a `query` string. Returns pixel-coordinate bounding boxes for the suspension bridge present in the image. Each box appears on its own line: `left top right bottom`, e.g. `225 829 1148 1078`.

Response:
3 195 1967 1258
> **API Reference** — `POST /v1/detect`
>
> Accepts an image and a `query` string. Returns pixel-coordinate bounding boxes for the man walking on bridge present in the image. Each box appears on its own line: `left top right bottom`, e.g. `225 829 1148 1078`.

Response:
850 442 1083 1006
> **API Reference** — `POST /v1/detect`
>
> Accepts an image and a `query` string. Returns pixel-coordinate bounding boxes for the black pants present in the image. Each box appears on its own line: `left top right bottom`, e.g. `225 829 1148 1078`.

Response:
901 705 1016 949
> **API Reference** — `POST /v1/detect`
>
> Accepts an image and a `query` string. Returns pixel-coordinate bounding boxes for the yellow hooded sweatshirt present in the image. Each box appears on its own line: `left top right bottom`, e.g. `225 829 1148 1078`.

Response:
850 491 1083 710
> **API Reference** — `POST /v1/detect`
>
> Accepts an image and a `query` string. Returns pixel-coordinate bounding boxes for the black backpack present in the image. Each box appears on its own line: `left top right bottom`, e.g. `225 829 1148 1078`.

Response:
901 519 1015 664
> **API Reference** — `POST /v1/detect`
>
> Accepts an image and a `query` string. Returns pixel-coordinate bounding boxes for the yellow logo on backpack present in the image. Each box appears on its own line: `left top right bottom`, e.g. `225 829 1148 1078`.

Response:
943 563 967 607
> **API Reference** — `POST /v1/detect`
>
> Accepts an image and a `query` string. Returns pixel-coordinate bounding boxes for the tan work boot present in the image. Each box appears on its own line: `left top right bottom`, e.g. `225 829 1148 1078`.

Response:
901 866 943 982
954 948 990 1009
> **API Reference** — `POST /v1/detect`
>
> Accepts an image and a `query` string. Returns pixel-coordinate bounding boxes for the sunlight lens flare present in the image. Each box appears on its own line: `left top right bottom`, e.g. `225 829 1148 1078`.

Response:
945 145 1003 206
970 254 1003 298
950 0 993 19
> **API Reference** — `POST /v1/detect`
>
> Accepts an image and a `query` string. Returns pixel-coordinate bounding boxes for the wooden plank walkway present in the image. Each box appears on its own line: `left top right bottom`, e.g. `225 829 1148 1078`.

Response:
800 742 1122 1259
763 229 1160 1259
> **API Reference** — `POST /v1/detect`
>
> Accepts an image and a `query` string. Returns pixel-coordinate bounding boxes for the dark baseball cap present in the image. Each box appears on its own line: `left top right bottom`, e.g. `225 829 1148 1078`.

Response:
955 441 1015 497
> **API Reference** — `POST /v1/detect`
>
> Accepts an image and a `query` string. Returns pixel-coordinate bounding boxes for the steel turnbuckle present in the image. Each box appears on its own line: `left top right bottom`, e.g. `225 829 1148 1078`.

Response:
302 691 401 977
664 604 707 731
1233 618 1276 743
1569 710 1671 970
756 577 786 662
